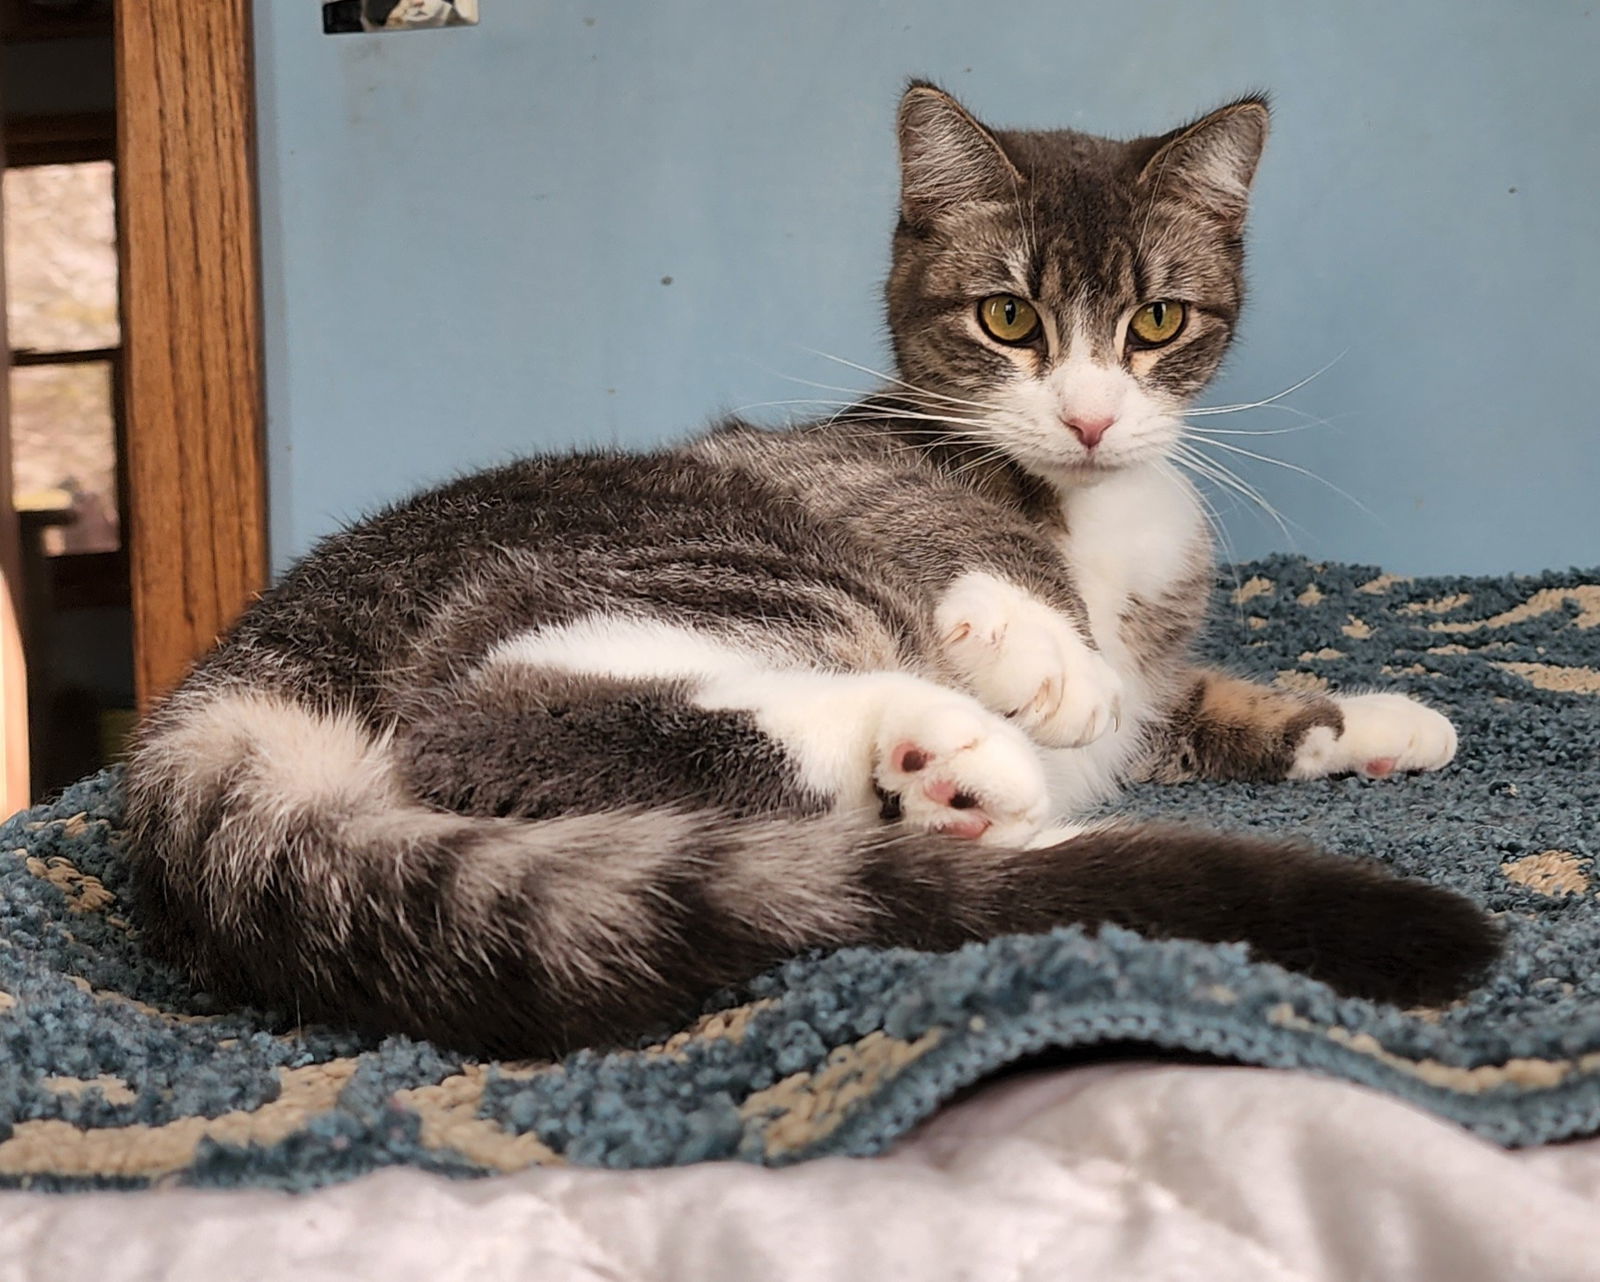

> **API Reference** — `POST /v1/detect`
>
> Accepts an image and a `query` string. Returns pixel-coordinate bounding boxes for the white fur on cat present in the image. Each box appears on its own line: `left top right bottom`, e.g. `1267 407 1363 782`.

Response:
483 442 1455 847
935 571 1124 749
487 616 774 682
1041 461 1213 810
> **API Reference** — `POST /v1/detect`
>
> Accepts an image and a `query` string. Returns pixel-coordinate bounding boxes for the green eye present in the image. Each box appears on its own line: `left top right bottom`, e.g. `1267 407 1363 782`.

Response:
1128 300 1187 347
978 295 1042 345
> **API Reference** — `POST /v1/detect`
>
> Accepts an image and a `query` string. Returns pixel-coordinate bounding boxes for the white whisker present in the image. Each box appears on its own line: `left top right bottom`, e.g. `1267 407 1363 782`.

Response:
1156 460 1243 600
1187 354 1345 416
727 398 1006 444
1134 149 1172 266
1172 443 1296 542
796 348 1004 414
1186 422 1318 437
1186 435 1381 524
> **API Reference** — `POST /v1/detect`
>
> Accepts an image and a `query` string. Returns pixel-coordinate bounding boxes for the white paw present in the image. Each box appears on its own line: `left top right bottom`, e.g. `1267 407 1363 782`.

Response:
1290 692 1458 780
935 572 1124 749
873 689 1050 846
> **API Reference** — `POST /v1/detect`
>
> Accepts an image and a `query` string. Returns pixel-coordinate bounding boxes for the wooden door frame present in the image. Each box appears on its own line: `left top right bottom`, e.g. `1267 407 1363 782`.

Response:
116 0 267 707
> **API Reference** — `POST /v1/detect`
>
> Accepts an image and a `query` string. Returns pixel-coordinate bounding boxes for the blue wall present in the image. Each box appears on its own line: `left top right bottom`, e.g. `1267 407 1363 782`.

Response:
254 2 1600 575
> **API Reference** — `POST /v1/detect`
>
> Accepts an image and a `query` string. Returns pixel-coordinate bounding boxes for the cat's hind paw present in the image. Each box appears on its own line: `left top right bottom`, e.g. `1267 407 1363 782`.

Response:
873 691 1050 846
1290 692 1457 780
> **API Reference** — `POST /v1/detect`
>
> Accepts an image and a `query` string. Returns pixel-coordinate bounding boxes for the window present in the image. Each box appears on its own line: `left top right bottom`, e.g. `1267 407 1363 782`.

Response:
4 157 121 557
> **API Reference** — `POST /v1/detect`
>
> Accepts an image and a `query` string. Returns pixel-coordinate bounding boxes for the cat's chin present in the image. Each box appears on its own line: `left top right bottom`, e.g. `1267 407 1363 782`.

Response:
1025 451 1158 490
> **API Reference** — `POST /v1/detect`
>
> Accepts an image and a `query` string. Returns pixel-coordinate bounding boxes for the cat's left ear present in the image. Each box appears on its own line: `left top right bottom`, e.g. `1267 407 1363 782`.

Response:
1140 97 1270 226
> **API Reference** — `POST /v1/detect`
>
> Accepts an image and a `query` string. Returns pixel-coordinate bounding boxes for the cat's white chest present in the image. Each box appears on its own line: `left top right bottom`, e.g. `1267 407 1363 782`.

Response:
1042 464 1208 812
1053 464 1206 665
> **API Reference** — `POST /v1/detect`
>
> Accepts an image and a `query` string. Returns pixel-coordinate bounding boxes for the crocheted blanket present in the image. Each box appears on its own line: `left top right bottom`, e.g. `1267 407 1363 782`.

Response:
2 557 1598 1191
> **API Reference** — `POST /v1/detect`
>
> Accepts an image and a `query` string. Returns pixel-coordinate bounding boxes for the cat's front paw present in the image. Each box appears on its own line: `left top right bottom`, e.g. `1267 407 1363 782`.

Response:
873 690 1049 846
935 572 1123 749
1290 692 1458 780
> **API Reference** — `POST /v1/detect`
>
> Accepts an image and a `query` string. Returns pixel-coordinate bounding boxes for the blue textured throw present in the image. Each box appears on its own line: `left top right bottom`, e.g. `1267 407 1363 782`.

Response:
2 557 1598 1191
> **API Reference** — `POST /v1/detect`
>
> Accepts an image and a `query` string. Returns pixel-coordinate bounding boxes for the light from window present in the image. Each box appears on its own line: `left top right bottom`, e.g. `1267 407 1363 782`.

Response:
4 159 121 556
10 361 118 555
4 161 119 352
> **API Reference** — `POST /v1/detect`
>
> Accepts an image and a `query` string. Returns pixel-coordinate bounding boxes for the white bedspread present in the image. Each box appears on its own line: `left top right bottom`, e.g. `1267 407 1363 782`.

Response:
3 1063 1592 1282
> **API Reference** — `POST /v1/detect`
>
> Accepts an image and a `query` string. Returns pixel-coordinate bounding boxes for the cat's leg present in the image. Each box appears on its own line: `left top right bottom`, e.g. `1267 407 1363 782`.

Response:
1148 668 1457 783
695 667 1052 846
397 664 830 821
934 570 1125 749
401 644 1051 845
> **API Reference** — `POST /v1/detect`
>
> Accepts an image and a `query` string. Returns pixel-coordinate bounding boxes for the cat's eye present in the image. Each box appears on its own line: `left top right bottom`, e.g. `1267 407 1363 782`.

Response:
977 295 1042 345
1127 300 1187 347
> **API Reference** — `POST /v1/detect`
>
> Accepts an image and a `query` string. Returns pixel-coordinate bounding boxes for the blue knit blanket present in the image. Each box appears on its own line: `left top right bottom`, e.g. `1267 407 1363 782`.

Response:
3 557 1598 1191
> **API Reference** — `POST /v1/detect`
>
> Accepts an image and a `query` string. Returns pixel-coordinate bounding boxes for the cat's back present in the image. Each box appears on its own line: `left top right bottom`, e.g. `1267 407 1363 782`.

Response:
189 436 917 701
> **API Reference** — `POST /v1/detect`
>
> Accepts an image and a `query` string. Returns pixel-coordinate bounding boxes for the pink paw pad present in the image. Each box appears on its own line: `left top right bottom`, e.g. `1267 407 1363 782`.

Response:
892 743 929 774
1364 757 1397 778
889 741 989 838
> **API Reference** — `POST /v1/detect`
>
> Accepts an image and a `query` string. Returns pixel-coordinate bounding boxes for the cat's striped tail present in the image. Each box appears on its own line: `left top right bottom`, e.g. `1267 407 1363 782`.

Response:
124 689 1499 1057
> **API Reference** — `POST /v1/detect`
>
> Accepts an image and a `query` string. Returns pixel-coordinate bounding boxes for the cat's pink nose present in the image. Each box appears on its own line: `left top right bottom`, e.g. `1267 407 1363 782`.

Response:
1063 414 1115 449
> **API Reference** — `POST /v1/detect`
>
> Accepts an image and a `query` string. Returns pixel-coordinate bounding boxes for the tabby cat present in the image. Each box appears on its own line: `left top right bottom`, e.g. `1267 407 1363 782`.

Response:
125 84 1497 1057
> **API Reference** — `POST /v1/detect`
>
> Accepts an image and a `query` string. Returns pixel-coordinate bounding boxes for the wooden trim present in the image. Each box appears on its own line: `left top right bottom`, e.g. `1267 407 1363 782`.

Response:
116 0 267 707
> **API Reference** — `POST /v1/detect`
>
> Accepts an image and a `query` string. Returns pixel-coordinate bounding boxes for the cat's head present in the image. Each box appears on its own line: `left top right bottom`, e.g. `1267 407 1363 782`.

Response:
886 83 1268 482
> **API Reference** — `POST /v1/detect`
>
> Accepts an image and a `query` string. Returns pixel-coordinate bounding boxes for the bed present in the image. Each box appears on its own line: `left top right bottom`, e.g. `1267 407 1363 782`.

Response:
2 556 1597 1280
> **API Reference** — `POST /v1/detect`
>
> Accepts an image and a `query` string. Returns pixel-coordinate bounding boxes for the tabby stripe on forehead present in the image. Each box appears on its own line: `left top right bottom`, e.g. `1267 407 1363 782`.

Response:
1026 250 1046 304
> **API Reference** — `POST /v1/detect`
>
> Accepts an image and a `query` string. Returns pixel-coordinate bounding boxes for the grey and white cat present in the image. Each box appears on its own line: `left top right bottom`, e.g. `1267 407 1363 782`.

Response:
125 84 1496 1057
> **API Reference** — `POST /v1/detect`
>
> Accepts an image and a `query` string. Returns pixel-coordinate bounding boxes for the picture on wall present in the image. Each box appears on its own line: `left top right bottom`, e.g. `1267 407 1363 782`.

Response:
323 0 480 34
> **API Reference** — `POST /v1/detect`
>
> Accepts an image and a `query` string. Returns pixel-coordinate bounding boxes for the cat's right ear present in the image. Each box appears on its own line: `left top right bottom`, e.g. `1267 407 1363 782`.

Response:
897 82 1023 226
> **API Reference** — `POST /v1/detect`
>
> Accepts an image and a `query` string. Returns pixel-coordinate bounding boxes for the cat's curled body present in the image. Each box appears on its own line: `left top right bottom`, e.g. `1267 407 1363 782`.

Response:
126 85 1496 1057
